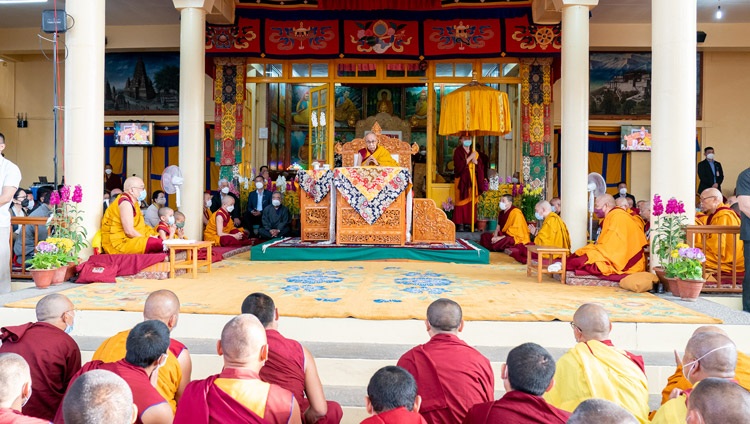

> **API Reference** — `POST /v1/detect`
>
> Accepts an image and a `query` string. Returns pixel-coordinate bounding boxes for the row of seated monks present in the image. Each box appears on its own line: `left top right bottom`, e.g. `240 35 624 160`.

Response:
480 189 744 280
2 293 749 424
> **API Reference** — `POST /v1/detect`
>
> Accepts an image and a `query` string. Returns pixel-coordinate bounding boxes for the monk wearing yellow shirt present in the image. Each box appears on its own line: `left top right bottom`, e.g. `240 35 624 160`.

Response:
567 194 648 277
480 194 530 252
359 133 399 167
657 326 750 407
699 188 744 273
101 176 163 254
544 304 649 423
509 200 570 264
651 331 738 424
92 290 192 413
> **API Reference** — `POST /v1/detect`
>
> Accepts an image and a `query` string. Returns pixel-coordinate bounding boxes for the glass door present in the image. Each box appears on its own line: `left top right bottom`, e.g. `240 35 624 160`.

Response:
307 84 328 166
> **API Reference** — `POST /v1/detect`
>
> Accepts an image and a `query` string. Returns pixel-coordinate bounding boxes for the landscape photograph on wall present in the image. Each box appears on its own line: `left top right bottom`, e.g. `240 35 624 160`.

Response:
105 52 180 114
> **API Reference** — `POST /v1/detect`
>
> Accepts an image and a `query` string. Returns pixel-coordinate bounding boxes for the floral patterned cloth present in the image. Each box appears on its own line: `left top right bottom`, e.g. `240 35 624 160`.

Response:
333 167 411 224
298 169 334 203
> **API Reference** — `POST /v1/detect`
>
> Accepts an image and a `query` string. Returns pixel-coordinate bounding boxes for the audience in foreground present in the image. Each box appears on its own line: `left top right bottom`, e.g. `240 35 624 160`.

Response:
0 353 48 423
567 399 638 424
361 366 426 424
686 377 750 424
62 370 137 424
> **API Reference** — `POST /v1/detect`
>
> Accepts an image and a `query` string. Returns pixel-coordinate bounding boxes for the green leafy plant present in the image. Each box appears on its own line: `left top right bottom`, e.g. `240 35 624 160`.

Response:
665 244 706 280
49 185 88 257
283 191 300 217
477 190 501 220
651 195 687 266
520 185 543 222
28 241 66 270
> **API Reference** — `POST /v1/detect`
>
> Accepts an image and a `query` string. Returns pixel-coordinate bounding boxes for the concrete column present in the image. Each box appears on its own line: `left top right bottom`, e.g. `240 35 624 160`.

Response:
559 0 598 250
651 0 697 257
174 1 210 240
64 0 105 258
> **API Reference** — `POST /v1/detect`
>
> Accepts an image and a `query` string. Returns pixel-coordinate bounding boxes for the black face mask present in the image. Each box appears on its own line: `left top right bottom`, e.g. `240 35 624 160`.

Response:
20 199 29 208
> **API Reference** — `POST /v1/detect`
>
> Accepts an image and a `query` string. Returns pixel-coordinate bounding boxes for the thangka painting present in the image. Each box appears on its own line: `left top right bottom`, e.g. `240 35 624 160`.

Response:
405 87 429 127
279 83 287 125
291 84 318 127
268 83 279 122
366 87 402 118
333 85 363 127
291 130 308 168
105 52 180 114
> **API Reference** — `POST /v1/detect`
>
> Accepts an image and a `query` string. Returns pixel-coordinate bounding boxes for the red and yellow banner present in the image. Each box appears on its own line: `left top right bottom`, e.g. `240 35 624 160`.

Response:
344 19 419 57
265 19 339 56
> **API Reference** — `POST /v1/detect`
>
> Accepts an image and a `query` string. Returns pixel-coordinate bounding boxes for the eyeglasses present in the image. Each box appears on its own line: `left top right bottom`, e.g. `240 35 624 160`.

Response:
570 322 582 332
700 195 717 202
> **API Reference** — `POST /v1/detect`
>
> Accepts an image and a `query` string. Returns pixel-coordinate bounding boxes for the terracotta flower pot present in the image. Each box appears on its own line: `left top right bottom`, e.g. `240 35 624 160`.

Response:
654 266 668 286
30 269 56 289
676 278 704 302
665 277 681 297
476 220 488 232
51 266 67 285
64 262 78 282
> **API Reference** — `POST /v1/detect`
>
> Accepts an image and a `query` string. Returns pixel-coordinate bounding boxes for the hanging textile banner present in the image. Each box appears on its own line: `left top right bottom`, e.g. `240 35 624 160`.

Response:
520 57 553 157
343 19 420 57
206 17 260 53
504 15 561 54
214 58 245 166
265 19 339 56
423 19 500 57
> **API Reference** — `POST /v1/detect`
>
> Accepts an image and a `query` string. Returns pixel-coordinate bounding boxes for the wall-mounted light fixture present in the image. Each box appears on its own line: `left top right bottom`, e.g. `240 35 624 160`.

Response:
16 113 28 128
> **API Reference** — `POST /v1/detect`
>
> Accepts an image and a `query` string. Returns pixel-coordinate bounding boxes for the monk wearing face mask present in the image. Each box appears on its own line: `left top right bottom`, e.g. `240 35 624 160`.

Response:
101 177 162 254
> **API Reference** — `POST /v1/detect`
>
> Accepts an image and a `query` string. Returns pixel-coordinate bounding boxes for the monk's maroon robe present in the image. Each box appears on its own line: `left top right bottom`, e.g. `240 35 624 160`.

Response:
0 408 50 423
360 407 427 424
462 391 570 424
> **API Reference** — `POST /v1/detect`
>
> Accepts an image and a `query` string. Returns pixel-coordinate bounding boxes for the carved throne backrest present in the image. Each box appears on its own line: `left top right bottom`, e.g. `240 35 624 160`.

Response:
335 122 418 169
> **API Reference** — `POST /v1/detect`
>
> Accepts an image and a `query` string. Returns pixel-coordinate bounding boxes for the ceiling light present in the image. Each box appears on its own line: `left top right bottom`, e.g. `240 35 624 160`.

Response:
0 0 48 3
716 5 723 19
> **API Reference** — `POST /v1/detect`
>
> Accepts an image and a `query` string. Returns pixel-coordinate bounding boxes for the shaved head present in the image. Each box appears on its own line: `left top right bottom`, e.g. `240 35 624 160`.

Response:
535 200 551 214
568 399 638 424
123 176 144 191
220 314 268 365
692 326 728 337
0 353 30 406
684 332 736 379
700 188 723 214
36 293 73 322
687 378 750 424
63 370 135 424
426 298 462 333
572 303 611 342
596 194 616 210
615 197 629 209
222 195 235 207
143 290 180 327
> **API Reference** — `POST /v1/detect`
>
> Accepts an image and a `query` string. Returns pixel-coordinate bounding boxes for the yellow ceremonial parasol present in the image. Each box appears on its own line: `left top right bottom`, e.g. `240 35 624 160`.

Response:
438 75 512 232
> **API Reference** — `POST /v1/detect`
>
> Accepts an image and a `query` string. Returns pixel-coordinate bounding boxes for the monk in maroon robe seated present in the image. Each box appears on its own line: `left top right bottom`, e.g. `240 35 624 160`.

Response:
463 342 570 424
241 293 342 424
361 366 426 424
479 195 530 252
62 369 138 424
0 353 49 423
397 299 494 424
567 399 638 424
54 320 173 424
174 315 302 424
0 294 81 422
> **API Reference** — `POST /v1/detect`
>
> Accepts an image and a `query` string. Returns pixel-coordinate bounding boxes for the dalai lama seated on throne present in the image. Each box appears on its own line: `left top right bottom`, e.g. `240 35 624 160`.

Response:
358 132 399 167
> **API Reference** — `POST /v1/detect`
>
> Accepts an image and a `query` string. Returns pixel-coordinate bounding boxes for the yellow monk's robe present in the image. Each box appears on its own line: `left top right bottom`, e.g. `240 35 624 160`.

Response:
659 351 750 405
694 212 708 248
101 193 158 254
651 393 688 424
480 206 531 251
543 340 650 424
358 145 399 167
572 208 648 276
203 208 241 245
92 329 182 412
509 212 570 263
704 205 745 273
627 208 645 232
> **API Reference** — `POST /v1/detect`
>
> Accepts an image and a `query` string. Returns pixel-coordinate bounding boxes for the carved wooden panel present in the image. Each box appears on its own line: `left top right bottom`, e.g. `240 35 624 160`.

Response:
335 121 418 169
300 190 331 241
412 198 456 244
336 190 406 245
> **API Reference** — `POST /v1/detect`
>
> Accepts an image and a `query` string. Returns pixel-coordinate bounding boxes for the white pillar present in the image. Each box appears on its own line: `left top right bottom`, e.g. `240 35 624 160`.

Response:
64 0 105 258
559 0 598 250
174 1 209 240
651 0 697 249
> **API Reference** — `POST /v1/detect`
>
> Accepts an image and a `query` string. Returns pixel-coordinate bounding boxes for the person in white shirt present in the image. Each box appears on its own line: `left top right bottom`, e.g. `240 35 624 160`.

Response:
0 133 22 293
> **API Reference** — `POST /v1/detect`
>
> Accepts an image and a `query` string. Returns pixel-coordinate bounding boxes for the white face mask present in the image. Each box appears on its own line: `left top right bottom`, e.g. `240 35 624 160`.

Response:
21 385 31 407
511 178 519 184
105 169 113 175
221 187 230 194
619 188 627 195
272 199 281 207
255 182 264 190
205 199 212 208
226 205 234 213
155 197 166 205
499 201 508 211
104 198 110 207
682 345 733 382
27 199 34 209
167 216 175 225
706 153 715 160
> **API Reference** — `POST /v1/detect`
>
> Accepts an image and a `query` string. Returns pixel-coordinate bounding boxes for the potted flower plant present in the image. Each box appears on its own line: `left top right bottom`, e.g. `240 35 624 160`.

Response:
50 184 88 259
46 237 76 283
520 185 543 224
664 243 706 301
441 197 454 221
28 241 65 289
477 189 501 231
650 195 688 291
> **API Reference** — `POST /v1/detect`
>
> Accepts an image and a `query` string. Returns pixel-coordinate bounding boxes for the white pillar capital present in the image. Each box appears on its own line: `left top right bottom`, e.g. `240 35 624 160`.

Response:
553 0 599 9
172 0 214 12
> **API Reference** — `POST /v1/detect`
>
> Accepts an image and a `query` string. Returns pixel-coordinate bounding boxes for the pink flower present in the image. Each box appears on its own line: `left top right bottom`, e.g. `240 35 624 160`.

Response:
665 198 680 215
72 185 83 203
652 194 664 217
506 176 512 183
59 185 70 203
49 191 60 206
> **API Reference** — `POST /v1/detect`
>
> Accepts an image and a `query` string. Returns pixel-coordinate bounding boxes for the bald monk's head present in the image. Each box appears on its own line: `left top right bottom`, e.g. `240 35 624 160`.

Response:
615 197 630 210
366 366 420 415
241 292 277 329
0 353 32 410
571 303 611 343
222 194 235 208
36 293 75 332
636 200 650 220
683 332 737 384
686 377 750 424
63 370 137 424
692 325 728 337
143 290 180 332
426 298 463 335
503 343 556 396
700 188 723 214
568 398 638 424
549 197 561 214
218 314 269 370
594 194 616 218
123 176 146 203
535 200 552 219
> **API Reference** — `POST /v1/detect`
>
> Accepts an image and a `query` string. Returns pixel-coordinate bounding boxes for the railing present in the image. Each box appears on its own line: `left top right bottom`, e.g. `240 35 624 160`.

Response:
685 224 742 293
8 217 49 280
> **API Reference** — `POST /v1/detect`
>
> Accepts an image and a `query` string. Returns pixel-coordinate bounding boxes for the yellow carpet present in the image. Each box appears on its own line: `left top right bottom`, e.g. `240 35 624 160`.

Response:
6 252 719 323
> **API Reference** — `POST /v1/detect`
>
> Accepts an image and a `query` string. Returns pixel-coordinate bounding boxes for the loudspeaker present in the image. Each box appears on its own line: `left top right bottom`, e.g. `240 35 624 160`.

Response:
697 31 707 43
42 10 67 34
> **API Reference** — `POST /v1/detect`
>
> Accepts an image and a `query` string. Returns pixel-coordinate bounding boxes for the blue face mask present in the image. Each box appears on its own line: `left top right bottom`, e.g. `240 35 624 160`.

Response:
551 205 557 213
138 190 147 202
462 140 472 147
535 212 544 221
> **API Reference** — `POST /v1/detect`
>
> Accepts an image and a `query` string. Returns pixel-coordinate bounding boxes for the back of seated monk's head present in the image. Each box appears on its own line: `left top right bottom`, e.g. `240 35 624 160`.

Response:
426 298 463 336
595 194 616 216
63 370 137 424
615 197 629 210
683 332 737 384
571 303 611 343
686 377 750 424
568 399 638 424
36 293 75 331
143 290 180 332
0 352 32 410
504 342 556 396
240 292 276 329
366 366 421 415
110 188 123 199
125 320 170 369
218 314 268 370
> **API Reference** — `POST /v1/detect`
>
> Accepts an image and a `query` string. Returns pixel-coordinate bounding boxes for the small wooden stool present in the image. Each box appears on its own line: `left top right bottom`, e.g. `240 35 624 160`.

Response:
166 240 213 279
527 245 569 284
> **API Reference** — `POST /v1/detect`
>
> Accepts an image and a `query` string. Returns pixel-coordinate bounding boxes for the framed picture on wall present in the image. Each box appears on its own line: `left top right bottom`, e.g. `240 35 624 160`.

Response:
105 52 180 115
366 87 402 118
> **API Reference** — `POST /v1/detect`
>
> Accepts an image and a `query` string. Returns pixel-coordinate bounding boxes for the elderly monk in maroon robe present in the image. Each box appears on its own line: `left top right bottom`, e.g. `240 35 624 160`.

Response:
362 366 427 424
241 293 342 424
175 315 302 424
480 194 530 252
54 320 173 424
452 136 485 231
0 353 49 424
397 299 494 424
0 294 81 422
464 343 570 424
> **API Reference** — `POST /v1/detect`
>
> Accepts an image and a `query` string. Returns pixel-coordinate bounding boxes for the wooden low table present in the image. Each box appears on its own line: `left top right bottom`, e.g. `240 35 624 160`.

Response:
166 240 213 279
527 245 569 284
